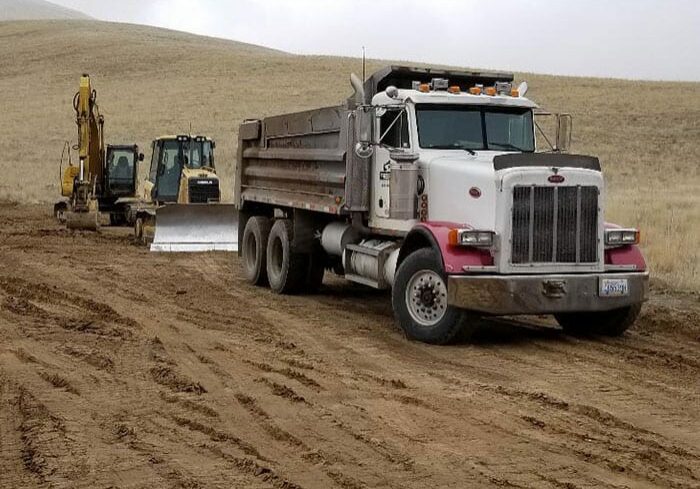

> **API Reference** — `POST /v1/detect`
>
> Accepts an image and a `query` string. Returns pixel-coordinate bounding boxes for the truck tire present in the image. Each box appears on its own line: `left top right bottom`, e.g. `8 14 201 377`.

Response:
242 216 271 286
266 219 307 294
392 248 472 345
555 303 642 337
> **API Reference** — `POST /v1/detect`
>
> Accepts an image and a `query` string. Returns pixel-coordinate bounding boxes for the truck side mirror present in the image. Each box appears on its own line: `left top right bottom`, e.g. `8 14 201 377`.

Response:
354 107 374 158
555 114 573 153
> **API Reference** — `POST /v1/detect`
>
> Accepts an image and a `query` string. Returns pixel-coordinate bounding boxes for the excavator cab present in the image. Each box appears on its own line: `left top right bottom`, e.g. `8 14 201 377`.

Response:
105 144 143 198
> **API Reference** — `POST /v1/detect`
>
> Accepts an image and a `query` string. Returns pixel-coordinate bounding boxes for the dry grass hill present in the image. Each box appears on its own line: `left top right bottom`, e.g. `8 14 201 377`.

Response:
0 19 698 290
0 0 91 20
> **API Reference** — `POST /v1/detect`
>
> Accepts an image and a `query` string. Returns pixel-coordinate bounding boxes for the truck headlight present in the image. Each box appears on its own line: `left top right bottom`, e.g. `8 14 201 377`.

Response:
449 229 495 248
605 229 639 247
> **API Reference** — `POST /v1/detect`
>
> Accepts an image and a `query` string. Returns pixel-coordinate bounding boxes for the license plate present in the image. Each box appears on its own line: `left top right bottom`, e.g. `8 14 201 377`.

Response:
599 278 629 297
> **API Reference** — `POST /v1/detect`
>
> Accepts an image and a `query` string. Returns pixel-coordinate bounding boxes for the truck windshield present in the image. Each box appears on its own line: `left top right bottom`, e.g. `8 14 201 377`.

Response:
416 105 534 152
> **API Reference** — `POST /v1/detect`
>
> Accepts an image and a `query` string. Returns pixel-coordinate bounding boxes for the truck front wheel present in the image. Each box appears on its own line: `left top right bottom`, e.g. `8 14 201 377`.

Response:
555 304 642 337
392 248 473 345
266 219 307 294
242 216 271 286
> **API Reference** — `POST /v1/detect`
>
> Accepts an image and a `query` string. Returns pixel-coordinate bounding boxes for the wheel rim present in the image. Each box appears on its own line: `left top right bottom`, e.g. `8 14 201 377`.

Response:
405 269 448 327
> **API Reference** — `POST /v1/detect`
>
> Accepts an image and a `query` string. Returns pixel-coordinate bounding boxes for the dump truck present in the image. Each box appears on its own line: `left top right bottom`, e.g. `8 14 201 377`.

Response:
235 66 649 344
132 135 237 252
54 74 144 229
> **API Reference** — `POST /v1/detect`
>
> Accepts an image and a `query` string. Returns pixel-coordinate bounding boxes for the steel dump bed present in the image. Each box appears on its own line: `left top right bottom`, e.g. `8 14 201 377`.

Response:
236 105 367 215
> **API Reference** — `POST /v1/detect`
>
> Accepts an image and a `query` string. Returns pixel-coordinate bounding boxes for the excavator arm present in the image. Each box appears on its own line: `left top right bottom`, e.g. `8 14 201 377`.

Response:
61 74 105 230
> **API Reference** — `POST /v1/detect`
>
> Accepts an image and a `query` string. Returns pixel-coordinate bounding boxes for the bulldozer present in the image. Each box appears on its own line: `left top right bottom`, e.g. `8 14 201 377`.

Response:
54 74 144 230
132 135 238 252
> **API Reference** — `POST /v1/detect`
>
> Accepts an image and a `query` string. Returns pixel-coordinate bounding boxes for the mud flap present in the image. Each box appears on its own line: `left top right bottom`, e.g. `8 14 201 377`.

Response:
150 204 238 252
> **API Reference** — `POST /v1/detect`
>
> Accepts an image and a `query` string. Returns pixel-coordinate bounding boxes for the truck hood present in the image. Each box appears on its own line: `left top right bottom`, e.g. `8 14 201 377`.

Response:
418 150 513 231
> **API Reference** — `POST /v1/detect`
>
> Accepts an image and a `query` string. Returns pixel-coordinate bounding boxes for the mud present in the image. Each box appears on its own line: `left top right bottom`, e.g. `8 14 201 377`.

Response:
0 204 698 488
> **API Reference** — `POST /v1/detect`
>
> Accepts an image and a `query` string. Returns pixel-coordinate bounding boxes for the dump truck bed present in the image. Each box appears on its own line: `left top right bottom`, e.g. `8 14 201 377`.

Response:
236 105 369 215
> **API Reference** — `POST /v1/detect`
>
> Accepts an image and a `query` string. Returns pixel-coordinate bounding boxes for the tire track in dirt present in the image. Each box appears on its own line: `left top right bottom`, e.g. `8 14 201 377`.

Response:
1 205 699 488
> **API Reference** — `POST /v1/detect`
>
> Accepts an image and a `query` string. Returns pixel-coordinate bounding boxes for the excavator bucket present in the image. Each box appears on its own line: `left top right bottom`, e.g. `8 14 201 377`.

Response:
66 210 100 231
150 204 238 252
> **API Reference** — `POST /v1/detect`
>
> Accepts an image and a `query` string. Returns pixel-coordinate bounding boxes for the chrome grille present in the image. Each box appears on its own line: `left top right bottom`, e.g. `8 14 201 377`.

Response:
511 185 598 264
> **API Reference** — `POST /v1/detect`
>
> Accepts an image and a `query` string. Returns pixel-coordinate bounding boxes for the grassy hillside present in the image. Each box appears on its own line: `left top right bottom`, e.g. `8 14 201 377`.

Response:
0 20 697 290
0 0 91 20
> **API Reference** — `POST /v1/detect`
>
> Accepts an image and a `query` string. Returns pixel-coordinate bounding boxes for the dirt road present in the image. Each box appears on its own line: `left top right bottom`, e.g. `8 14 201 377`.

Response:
1 204 698 489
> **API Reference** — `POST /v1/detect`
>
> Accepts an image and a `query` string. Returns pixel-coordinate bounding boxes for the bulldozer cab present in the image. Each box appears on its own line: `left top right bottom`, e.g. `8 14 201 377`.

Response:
148 135 216 203
105 145 143 198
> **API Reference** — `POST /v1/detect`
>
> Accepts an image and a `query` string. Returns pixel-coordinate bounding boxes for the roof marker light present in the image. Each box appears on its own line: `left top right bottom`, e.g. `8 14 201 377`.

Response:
447 86 461 94
485 87 497 96
511 89 520 97
469 86 482 95
418 83 431 93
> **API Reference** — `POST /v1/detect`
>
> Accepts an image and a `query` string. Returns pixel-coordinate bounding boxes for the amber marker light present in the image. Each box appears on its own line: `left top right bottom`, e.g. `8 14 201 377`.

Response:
511 89 520 97
418 83 431 93
485 86 497 96
448 229 459 246
447 86 461 94
469 87 482 95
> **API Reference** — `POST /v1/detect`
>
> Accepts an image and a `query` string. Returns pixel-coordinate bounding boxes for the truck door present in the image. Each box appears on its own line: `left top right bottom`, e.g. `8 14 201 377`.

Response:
373 108 411 219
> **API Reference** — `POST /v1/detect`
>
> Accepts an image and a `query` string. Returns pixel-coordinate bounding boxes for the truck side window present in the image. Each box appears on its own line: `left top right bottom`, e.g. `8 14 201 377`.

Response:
380 109 410 149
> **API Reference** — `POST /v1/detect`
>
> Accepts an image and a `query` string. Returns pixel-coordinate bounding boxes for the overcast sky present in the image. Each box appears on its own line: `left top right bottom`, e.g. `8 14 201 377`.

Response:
50 0 700 81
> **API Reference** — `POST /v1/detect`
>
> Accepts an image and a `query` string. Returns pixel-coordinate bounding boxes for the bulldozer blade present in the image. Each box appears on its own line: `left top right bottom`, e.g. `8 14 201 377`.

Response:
66 210 100 231
150 204 238 252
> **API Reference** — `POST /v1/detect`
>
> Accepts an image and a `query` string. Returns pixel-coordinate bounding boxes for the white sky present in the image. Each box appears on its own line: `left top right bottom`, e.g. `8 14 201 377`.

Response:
50 0 700 81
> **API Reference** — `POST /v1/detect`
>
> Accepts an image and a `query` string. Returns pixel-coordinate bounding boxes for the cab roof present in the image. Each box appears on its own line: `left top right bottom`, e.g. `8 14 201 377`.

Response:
154 135 214 142
373 89 538 109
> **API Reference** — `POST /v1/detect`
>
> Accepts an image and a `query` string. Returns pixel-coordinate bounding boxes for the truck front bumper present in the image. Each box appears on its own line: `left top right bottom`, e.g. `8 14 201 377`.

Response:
447 272 649 315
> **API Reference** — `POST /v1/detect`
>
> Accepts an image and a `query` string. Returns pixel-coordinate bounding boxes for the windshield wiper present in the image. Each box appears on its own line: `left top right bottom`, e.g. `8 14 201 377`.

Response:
489 142 527 152
424 144 477 155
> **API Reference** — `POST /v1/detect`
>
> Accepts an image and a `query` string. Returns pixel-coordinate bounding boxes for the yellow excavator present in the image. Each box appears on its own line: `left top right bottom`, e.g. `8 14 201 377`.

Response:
54 74 144 230
132 135 238 252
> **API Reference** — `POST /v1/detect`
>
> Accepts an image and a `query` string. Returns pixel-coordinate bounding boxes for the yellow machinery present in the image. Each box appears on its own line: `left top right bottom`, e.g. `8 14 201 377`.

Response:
55 74 143 229
133 135 238 252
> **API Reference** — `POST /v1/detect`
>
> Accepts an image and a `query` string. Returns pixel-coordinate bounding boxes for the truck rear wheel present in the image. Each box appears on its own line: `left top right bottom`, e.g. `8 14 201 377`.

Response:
392 248 473 345
242 216 271 286
266 219 307 294
555 304 642 337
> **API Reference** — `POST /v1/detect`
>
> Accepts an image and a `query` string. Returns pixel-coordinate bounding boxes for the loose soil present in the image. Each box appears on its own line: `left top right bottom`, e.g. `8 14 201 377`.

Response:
1 204 698 488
